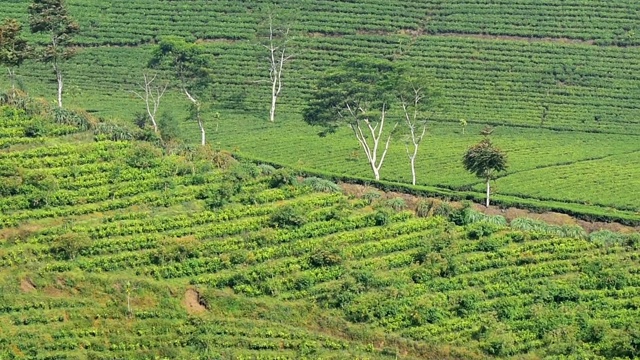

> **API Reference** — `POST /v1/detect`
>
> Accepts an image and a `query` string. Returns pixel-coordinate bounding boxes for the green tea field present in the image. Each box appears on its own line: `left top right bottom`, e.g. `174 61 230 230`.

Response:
1 0 640 219
1 105 639 359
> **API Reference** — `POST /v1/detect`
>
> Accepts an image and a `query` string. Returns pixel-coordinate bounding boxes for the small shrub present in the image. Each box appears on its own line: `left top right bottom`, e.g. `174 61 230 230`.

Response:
589 230 626 246
301 177 341 193
385 197 407 211
372 208 393 226
270 205 307 228
203 182 240 209
94 122 134 141
362 189 382 205
269 168 297 188
211 150 238 170
50 233 92 260
126 142 162 169
309 249 342 267
432 201 455 218
24 120 47 137
467 222 504 240
415 199 437 217
257 164 276 175
133 111 148 129
52 107 94 130
227 162 260 182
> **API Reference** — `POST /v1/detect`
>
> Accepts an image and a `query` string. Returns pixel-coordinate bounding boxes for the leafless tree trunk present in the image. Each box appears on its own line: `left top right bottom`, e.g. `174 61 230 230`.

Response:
346 103 397 181
131 72 168 133
53 59 63 108
486 177 491 207
184 88 205 146
400 88 428 185
264 12 292 122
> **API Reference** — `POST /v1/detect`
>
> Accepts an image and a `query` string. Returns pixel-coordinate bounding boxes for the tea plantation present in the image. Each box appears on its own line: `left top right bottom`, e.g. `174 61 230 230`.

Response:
0 105 639 359
1 0 640 217
1 1 640 357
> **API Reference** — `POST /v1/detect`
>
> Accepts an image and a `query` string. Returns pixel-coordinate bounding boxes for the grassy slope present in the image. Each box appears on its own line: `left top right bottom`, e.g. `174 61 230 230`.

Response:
1 107 640 359
1 1 639 215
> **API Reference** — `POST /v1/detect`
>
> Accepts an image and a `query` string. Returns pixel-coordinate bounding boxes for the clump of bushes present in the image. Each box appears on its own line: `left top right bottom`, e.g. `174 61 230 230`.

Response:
270 205 307 228
269 168 297 188
511 217 587 239
385 197 407 211
301 177 341 193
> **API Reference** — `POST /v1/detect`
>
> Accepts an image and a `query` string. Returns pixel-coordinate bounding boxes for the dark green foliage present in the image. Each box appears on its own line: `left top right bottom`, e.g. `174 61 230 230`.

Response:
133 111 148 129
467 223 503 240
269 205 307 228
0 19 32 87
372 208 393 226
462 138 508 180
157 111 180 143
303 57 400 134
50 233 91 260
203 182 239 209
309 249 342 268
148 36 213 95
126 142 162 169
269 168 297 188
23 119 46 137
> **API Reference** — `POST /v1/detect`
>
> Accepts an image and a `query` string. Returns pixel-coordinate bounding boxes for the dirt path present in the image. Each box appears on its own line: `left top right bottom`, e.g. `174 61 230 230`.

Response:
340 183 639 234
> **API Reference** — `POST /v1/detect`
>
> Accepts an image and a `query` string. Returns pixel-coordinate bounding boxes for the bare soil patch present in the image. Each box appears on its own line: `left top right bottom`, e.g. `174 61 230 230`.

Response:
20 278 36 293
184 288 207 314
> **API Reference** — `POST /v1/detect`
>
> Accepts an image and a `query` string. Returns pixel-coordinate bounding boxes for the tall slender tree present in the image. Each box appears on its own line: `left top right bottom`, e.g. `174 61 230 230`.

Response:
149 36 213 146
0 19 32 91
258 5 294 122
462 136 508 207
28 0 79 108
396 71 438 185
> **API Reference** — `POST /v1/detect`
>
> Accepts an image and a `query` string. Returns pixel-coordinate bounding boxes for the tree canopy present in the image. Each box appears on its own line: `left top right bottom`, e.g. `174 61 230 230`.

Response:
148 36 213 98
303 57 399 135
0 19 31 69
28 0 79 107
462 138 508 179
463 137 508 207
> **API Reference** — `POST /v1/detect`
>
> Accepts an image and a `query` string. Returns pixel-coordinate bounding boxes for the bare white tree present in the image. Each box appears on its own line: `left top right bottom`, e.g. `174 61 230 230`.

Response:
345 103 398 181
400 87 428 185
262 9 293 122
131 71 168 133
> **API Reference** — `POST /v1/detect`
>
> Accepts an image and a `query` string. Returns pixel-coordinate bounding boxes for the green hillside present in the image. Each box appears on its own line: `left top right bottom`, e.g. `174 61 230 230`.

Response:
1 0 640 216
0 105 639 359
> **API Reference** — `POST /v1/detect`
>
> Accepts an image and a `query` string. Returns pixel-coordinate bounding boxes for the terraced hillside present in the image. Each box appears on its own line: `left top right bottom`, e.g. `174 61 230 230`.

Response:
1 0 639 217
1 105 640 359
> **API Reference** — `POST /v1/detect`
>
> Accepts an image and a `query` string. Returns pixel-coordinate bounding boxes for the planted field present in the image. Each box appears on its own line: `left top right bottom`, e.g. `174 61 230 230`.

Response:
3 0 640 45
1 1 640 218
0 106 639 359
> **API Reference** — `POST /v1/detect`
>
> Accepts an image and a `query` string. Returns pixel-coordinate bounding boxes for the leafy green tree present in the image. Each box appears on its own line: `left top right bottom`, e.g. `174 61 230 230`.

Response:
0 19 32 91
28 0 79 108
303 57 400 181
149 36 214 146
462 137 508 207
